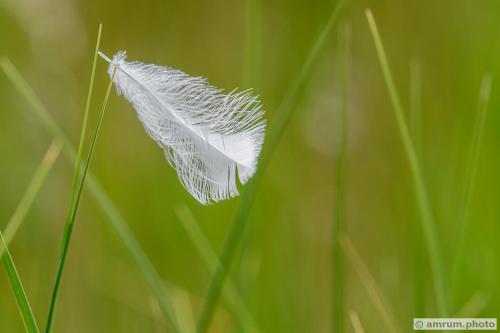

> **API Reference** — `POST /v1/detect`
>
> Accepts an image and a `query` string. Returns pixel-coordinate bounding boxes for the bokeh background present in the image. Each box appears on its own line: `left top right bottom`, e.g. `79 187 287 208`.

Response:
1 0 500 332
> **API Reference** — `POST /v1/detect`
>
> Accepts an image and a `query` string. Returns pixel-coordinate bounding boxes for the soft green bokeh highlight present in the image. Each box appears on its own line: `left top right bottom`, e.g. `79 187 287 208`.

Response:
1 0 499 332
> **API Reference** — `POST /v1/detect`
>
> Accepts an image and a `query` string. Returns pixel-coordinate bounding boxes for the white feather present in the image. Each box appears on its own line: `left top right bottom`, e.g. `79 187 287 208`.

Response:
100 51 266 204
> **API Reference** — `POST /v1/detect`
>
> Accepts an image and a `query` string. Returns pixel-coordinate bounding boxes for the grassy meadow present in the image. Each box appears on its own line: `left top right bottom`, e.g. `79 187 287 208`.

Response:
1 0 500 332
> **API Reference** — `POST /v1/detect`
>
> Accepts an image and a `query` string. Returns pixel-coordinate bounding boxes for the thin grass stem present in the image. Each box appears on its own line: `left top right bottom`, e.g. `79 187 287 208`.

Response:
365 9 449 316
451 75 493 299
174 204 259 333
0 232 40 333
2 141 62 247
196 1 347 332
340 236 400 333
43 24 103 333
44 72 116 333
332 22 350 333
409 60 427 316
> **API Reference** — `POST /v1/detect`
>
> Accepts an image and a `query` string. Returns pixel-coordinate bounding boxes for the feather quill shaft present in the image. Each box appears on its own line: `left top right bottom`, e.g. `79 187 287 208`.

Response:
99 51 266 204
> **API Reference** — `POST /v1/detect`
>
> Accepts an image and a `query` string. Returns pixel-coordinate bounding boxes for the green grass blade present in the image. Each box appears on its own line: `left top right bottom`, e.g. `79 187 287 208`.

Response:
71 23 103 209
2 141 62 247
174 204 260 333
43 24 103 333
340 236 400 333
409 60 427 316
0 232 40 333
196 1 347 331
44 68 116 333
365 9 449 315
85 176 181 333
451 75 492 297
0 58 182 333
332 22 350 333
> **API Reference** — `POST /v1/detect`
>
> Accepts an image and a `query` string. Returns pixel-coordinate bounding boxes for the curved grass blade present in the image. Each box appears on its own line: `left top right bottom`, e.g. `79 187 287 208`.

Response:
332 21 350 333
196 1 347 331
340 236 400 333
174 204 260 333
365 9 450 316
0 232 40 333
451 75 492 298
2 141 62 248
44 68 117 333
0 58 182 333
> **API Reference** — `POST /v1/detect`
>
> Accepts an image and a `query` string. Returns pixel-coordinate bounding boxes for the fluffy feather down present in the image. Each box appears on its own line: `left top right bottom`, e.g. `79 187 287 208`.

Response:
103 51 266 204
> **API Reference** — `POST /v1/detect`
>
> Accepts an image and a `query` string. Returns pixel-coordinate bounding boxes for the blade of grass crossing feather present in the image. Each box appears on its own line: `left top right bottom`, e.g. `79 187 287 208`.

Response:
44 24 103 333
332 22 349 333
196 1 347 332
340 236 400 333
0 58 182 333
365 9 449 316
2 141 62 247
409 60 427 316
451 75 492 298
174 205 260 333
0 232 40 333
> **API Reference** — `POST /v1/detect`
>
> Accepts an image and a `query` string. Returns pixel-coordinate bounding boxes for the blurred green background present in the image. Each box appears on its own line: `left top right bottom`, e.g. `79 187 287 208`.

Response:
1 0 500 332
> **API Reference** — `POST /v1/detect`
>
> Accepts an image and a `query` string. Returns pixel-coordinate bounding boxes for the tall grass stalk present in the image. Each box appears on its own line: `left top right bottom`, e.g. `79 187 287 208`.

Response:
0 58 181 333
196 1 347 331
340 236 400 333
409 60 427 316
0 232 40 333
2 141 61 248
365 9 449 316
451 75 492 297
43 24 103 333
174 204 259 333
44 69 117 333
332 22 350 333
